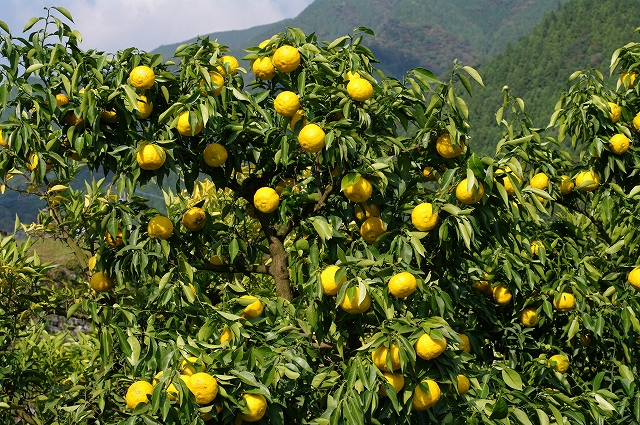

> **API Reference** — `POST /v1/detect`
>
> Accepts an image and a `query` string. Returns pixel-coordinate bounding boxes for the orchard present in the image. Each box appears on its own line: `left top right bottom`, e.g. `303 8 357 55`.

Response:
2 6 640 425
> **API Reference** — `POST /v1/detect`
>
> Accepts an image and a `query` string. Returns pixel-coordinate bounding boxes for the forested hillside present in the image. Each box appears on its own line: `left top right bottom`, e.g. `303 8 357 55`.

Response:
153 0 568 76
467 0 640 153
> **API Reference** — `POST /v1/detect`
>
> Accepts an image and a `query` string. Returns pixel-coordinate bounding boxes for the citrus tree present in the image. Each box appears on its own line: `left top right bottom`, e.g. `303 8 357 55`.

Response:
2 6 640 425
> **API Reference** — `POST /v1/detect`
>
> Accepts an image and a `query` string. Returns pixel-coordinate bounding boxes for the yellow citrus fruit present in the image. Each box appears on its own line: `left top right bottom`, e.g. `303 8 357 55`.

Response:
125 381 154 409
371 344 401 371
378 372 404 396
180 356 206 376
218 55 239 76
203 143 228 167
274 91 301 117
241 295 264 319
88 254 97 273
182 207 207 231
344 70 361 81
548 354 569 373
422 166 437 181
64 111 83 126
298 123 326 153
153 372 189 401
253 187 279 213
559 176 575 195
531 240 544 256
320 265 346 296
148 215 173 239
610 133 630 155
521 308 539 327
473 279 493 297
575 170 599 192
530 172 549 190
220 327 233 344
621 72 636 88
176 111 203 136
200 71 225 96
347 78 373 101
90 271 115 292
0 129 7 148
210 255 223 265
136 94 153 119
340 286 371 314
55 93 69 107
415 333 447 360
360 217 386 244
136 144 166 171
456 179 485 205
186 372 218 405
100 109 118 123
344 176 373 202
493 284 512 305
633 112 640 130
26 153 39 171
412 379 441 411
457 375 470 395
608 102 621 123
240 393 268 422
275 178 298 195
272 45 300 73
628 267 640 290
152 372 178 400
495 166 521 195
457 333 471 353
106 229 124 247
388 271 417 298
436 134 464 158
252 57 276 80
129 65 155 90
411 202 439 231
553 292 575 312
354 203 380 222
289 109 306 131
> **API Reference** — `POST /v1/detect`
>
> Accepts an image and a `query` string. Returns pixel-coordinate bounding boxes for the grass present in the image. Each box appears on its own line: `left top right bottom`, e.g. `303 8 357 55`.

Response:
28 236 85 270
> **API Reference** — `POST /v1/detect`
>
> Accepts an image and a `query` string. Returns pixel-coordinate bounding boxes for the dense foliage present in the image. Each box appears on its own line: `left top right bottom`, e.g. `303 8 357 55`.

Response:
467 0 640 153
2 6 640 425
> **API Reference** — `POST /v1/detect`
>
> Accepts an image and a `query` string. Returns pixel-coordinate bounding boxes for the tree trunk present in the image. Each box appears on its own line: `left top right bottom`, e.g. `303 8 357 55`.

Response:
268 235 293 301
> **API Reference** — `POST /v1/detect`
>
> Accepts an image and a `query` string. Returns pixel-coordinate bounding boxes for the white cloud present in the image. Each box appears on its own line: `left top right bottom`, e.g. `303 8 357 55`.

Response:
1 0 314 52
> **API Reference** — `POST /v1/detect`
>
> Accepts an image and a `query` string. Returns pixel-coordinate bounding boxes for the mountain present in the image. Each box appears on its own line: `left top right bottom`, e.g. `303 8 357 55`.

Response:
152 0 570 77
466 0 640 153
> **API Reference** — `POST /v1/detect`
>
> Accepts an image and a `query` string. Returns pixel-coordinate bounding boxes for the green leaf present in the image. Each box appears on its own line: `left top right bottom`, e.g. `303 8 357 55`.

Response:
229 238 239 262
412 68 441 86
462 66 484 87
605 239 625 254
25 64 45 74
536 409 551 425
502 367 523 390
620 364 634 381
490 397 509 419
23 17 43 32
355 26 375 36
309 216 333 241
512 407 533 425
52 6 74 22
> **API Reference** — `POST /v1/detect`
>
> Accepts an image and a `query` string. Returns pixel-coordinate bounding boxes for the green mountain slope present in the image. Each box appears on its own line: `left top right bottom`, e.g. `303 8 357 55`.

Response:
467 0 640 153
152 0 569 76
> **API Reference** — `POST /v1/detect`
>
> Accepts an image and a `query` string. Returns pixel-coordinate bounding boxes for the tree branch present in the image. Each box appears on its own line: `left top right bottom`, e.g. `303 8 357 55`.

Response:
555 198 612 245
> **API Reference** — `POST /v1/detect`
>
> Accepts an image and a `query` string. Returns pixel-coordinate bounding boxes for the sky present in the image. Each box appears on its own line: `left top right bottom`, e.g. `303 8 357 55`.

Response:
0 0 315 53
